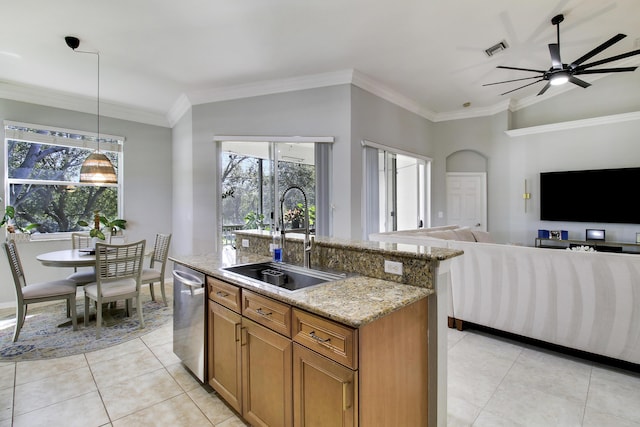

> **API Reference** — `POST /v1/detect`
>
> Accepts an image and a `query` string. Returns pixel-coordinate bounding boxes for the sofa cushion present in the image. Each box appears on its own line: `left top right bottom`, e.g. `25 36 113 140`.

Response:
471 230 494 243
454 228 476 242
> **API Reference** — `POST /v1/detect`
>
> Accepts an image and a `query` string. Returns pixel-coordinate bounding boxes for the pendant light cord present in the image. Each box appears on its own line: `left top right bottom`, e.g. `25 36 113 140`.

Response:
73 48 101 152
67 36 118 185
97 52 100 152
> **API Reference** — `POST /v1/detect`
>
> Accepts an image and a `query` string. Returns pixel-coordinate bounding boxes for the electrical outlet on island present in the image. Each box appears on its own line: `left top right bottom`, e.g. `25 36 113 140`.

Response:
384 260 403 275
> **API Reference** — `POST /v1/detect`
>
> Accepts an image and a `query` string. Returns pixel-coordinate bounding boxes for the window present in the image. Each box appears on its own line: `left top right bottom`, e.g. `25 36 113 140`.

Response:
216 136 333 247
220 141 316 238
4 121 123 237
363 140 431 239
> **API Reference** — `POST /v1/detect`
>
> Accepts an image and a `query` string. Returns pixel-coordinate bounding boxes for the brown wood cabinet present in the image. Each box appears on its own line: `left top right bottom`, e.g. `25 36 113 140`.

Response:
208 279 293 427
292 299 428 427
208 300 242 413
207 276 429 427
242 317 292 427
293 343 357 427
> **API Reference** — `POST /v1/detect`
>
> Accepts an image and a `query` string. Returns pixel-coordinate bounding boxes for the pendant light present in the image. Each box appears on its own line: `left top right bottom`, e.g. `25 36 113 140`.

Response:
65 36 118 185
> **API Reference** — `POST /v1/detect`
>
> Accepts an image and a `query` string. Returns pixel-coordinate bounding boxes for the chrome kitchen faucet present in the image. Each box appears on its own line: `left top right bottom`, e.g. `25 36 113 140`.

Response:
279 185 312 268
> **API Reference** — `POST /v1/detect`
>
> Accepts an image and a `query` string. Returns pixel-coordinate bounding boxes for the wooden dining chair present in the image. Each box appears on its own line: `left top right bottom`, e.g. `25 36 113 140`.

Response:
67 232 97 285
140 233 172 306
4 240 78 341
83 239 146 338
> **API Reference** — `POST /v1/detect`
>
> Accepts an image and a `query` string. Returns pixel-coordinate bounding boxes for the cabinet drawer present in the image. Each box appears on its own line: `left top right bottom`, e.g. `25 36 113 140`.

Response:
292 309 358 369
242 290 292 338
208 277 241 313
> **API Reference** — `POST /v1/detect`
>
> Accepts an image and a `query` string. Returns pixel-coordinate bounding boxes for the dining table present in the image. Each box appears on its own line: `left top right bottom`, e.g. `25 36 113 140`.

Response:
36 248 96 268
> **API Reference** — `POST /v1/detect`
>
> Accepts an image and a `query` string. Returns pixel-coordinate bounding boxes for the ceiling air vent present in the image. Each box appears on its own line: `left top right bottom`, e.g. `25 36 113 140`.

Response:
484 40 509 57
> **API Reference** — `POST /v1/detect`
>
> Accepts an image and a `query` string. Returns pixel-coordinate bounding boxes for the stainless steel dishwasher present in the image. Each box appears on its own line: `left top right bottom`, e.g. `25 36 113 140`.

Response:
172 262 206 382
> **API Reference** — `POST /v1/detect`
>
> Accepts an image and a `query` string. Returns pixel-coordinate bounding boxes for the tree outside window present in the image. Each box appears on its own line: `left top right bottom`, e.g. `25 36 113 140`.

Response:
4 124 122 235
221 143 315 244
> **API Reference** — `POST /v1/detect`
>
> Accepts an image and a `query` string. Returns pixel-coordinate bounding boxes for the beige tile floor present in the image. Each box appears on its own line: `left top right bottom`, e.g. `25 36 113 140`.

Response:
2 313 640 426
0 322 248 427
447 328 640 427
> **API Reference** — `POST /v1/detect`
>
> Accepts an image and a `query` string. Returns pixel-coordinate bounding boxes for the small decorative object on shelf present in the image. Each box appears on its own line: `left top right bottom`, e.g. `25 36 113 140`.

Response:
2 199 39 240
7 233 31 243
549 230 568 240
567 245 596 252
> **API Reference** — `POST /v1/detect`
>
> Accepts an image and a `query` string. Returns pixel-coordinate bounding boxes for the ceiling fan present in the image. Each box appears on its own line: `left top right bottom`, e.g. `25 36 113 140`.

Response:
484 14 640 96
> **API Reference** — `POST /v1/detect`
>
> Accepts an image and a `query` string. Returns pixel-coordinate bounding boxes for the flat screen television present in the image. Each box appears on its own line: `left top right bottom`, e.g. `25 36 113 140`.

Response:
540 167 640 224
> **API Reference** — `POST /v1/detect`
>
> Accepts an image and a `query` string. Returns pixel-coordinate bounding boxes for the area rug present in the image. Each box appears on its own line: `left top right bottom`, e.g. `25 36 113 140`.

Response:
0 295 172 361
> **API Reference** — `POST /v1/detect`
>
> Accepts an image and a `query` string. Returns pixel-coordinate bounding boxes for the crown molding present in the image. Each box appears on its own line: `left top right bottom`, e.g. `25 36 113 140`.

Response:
350 70 437 121
166 93 192 128
0 80 169 127
432 99 514 122
166 70 355 126
505 111 640 137
167 68 443 125
11 62 635 130
188 69 355 105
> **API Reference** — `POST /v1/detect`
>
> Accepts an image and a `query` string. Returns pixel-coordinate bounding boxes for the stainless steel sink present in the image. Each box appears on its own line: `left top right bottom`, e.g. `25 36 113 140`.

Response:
221 261 346 291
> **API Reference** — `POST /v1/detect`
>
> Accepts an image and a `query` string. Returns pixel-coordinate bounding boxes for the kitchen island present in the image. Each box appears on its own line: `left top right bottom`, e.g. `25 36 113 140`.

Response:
170 234 462 427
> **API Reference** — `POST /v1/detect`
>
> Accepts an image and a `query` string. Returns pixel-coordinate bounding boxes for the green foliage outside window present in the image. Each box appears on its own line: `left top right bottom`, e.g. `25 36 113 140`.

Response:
5 139 120 234
221 153 315 231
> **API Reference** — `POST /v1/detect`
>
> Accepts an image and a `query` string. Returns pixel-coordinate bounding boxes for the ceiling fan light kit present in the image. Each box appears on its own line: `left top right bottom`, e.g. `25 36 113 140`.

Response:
550 72 569 86
484 13 640 96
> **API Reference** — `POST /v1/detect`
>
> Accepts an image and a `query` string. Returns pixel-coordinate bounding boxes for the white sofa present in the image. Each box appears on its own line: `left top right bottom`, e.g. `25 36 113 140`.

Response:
370 227 640 365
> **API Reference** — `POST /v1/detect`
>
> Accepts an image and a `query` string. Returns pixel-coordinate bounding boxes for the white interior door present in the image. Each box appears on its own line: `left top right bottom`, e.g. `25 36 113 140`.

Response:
446 172 486 231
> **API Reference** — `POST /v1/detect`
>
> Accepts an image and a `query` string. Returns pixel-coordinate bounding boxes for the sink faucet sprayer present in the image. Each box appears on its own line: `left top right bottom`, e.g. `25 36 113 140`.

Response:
279 185 313 268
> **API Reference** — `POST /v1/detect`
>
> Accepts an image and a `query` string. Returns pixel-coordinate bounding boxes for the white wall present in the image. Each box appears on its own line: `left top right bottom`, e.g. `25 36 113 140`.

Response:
430 71 640 246
173 85 352 255
0 98 172 307
350 86 435 237
171 108 194 256
513 117 640 244
173 71 640 253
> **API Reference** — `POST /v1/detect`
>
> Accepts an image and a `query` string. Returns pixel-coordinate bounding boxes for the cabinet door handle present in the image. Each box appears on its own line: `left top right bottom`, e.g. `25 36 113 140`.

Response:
342 382 351 410
309 331 331 343
256 308 272 317
241 327 247 346
235 323 241 342
216 291 229 298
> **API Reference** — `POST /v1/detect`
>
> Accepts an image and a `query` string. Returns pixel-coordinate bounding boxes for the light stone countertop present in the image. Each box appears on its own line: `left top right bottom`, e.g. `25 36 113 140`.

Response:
170 251 434 328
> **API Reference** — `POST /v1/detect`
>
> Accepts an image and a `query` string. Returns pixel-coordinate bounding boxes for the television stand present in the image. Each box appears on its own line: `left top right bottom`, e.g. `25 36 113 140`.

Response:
534 238 640 254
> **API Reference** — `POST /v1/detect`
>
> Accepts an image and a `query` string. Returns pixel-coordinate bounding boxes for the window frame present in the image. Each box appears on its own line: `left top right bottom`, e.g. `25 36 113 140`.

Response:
215 135 333 249
3 120 124 240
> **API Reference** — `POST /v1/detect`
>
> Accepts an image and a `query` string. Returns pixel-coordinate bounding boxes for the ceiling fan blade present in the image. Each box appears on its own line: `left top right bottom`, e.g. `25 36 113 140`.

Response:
569 33 627 68
499 79 545 96
482 76 545 86
576 67 637 74
497 65 546 73
575 49 640 70
569 76 591 88
537 82 552 96
549 44 562 69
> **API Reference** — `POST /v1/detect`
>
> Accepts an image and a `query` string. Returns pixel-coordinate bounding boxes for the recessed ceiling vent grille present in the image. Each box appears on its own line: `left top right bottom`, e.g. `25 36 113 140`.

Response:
484 40 509 57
